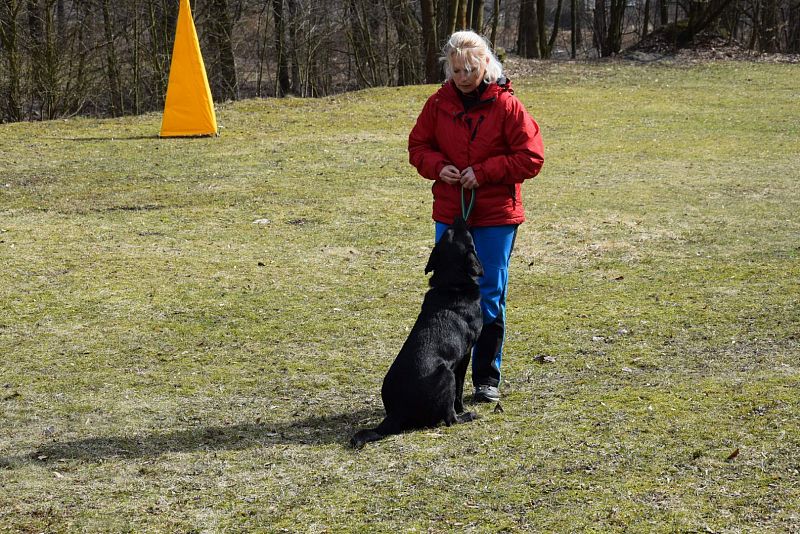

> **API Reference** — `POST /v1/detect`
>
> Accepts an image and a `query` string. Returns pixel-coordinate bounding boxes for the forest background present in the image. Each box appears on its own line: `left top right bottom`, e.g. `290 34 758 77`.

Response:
1 0 799 123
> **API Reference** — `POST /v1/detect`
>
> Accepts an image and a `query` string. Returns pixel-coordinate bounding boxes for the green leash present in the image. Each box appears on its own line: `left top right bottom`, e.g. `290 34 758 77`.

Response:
461 187 476 221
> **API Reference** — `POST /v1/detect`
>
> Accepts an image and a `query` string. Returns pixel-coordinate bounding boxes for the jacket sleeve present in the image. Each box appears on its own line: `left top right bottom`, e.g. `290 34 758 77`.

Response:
473 95 544 185
408 96 451 181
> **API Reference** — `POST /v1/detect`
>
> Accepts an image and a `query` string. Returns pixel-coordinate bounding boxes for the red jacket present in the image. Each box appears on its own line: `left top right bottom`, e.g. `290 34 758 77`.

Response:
408 79 544 226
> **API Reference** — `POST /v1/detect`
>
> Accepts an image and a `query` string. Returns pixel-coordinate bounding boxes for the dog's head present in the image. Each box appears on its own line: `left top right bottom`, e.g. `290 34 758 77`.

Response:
425 217 483 284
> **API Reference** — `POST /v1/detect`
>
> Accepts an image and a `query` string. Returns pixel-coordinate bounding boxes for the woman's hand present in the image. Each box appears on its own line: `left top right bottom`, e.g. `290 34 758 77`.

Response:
460 166 479 189
439 165 462 185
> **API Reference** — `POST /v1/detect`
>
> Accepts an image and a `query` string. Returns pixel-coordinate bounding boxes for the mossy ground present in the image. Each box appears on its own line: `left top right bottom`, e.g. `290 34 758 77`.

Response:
1 61 798 532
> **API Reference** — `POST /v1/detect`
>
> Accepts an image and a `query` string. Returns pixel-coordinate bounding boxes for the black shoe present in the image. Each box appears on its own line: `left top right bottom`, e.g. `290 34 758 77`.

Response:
473 385 500 403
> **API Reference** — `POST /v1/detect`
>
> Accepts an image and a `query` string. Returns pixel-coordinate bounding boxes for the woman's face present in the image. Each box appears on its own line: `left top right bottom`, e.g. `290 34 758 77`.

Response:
450 53 487 94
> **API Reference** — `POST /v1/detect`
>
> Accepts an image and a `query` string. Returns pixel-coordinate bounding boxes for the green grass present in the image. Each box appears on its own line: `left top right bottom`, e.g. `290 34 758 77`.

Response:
1 60 798 532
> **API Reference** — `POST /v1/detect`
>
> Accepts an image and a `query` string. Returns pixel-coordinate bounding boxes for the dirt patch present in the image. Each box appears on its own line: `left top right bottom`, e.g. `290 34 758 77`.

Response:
502 31 799 77
625 30 800 64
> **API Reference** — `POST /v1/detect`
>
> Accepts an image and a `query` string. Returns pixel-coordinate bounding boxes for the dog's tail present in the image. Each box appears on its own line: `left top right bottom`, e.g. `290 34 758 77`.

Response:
349 418 400 449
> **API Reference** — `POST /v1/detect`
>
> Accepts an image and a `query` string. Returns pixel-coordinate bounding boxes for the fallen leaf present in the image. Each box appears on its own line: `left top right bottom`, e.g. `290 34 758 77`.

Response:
493 402 504 414
726 448 740 461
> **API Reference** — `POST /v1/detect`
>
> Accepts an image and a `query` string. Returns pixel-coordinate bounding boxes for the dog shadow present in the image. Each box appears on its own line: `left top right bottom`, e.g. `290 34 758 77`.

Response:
2 407 385 466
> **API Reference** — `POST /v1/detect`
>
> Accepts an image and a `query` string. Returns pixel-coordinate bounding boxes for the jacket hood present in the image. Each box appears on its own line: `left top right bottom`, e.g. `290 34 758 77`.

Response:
496 76 513 94
437 77 514 111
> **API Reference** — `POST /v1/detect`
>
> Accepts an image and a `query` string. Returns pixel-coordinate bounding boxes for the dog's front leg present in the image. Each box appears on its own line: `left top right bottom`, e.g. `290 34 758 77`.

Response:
453 350 470 414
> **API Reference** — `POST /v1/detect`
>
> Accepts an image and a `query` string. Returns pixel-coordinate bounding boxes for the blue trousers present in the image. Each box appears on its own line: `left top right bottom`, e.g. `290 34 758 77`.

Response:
435 222 518 387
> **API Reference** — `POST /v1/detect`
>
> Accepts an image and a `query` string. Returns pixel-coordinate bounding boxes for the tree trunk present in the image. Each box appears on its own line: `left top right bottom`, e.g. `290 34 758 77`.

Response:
659 0 668 26
146 0 175 108
595 0 625 55
0 0 23 121
490 0 500 47
27 0 61 119
457 0 468 30
390 0 422 85
759 0 780 52
642 0 651 38
420 0 440 82
208 0 238 101
348 0 381 88
677 0 737 45
608 0 625 53
536 0 546 55
448 0 459 34
55 0 63 40
788 0 800 53
593 0 608 55
571 0 577 57
272 0 289 96
517 0 539 57
287 0 302 95
26 0 44 117
101 0 124 116
546 0 564 57
471 0 485 31
132 0 140 114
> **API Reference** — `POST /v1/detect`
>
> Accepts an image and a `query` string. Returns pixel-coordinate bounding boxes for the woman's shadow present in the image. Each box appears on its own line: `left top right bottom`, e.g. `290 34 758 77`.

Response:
3 407 384 466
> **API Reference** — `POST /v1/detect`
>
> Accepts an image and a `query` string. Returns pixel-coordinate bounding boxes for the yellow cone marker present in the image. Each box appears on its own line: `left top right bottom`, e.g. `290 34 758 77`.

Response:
160 0 218 137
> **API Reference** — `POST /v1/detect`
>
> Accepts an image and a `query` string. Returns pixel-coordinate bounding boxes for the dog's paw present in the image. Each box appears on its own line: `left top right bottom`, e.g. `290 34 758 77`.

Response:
457 411 479 423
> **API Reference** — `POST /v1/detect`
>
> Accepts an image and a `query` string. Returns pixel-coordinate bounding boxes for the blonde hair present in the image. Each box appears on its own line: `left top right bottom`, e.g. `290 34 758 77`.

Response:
442 31 503 83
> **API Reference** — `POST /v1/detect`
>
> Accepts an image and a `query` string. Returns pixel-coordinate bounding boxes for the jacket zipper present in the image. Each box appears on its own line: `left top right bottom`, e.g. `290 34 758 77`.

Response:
458 96 493 167
470 115 484 141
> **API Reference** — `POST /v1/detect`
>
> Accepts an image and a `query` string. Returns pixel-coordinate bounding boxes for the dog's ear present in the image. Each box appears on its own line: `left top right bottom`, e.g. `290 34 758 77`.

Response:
466 249 483 277
425 246 439 274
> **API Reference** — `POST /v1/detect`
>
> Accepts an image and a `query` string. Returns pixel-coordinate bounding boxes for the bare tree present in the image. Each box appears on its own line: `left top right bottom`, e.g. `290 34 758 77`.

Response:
287 0 301 95
456 0 468 28
517 0 540 57
347 0 389 88
101 0 124 116
390 0 423 85
146 0 177 109
272 0 290 95
789 0 800 52
470 0 485 31
571 0 580 57
420 0 440 82
207 0 238 100
0 0 24 121
489 0 501 47
594 0 626 56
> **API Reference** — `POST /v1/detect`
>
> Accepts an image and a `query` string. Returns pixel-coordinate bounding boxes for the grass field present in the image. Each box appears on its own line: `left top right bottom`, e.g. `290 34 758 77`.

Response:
1 60 799 532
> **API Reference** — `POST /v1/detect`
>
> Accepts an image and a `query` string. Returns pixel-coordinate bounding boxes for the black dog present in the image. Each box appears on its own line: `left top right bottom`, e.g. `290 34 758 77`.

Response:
350 217 484 448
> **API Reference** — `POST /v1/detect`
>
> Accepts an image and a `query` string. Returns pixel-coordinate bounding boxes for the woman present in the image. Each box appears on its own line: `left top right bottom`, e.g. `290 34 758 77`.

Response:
408 30 544 403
